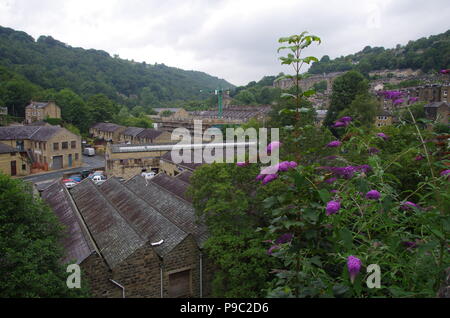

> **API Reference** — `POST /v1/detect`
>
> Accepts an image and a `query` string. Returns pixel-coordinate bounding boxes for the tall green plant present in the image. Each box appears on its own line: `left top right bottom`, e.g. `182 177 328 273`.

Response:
277 32 321 124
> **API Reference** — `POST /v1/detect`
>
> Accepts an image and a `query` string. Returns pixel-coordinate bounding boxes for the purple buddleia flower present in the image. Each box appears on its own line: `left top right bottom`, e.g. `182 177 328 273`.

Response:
414 155 424 161
402 241 417 249
275 233 293 244
377 132 388 140
440 69 450 74
256 174 265 181
356 165 372 173
333 121 346 128
327 140 342 148
340 116 352 123
440 170 450 177
267 141 281 154
326 200 341 216
325 177 337 184
278 161 291 172
267 245 280 255
401 201 418 210
347 256 362 284
393 98 404 105
236 162 247 167
368 147 380 155
262 174 278 185
409 97 419 104
288 161 298 169
330 189 339 194
366 190 381 200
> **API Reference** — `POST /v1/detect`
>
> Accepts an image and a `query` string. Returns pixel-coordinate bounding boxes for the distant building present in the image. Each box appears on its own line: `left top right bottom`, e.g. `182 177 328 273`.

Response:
25 101 61 124
0 143 30 176
89 123 126 143
424 102 449 124
0 125 82 171
375 111 394 127
105 143 172 179
42 176 211 298
0 107 7 116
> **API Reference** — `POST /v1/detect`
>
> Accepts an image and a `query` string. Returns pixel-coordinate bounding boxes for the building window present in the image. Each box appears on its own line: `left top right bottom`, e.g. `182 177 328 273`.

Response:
75 153 79 160
62 142 68 150
168 270 191 298
134 159 142 164
43 143 46 151
22 164 26 171
71 141 76 149
53 143 59 151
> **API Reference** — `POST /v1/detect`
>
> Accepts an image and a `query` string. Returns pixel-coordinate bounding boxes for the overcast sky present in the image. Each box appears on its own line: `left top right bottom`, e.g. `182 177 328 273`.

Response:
1 0 449 86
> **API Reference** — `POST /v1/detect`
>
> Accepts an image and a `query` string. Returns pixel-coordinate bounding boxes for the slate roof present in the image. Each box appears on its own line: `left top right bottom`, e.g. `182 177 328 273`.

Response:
190 106 271 120
98 177 188 257
0 125 63 141
91 122 125 132
70 179 146 268
0 126 41 140
125 175 208 247
176 170 193 184
26 101 52 109
160 150 203 171
122 127 145 137
0 142 18 154
29 126 63 141
41 181 96 264
425 101 449 108
136 128 164 140
150 173 191 202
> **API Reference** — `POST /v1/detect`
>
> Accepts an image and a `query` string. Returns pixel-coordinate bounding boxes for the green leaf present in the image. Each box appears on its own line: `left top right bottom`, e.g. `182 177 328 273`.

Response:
318 189 331 204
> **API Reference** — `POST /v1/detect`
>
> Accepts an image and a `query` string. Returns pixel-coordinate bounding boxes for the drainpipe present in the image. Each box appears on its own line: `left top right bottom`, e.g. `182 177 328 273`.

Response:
110 279 125 298
160 263 164 298
200 252 203 298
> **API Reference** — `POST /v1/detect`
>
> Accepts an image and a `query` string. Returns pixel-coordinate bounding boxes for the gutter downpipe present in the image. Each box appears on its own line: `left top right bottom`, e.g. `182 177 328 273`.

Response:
200 252 203 298
160 263 164 298
110 279 125 298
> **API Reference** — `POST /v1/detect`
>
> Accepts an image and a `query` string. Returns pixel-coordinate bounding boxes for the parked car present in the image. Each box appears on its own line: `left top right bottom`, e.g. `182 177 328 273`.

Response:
80 170 91 179
64 181 78 189
83 147 95 156
92 175 107 185
88 171 104 179
69 174 82 182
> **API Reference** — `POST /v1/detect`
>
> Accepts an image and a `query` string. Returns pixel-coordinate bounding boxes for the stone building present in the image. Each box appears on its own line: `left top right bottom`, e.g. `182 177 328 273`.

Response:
0 142 30 176
25 101 61 124
273 72 343 93
424 102 449 124
42 175 210 298
0 125 82 170
375 111 394 127
89 123 126 143
105 143 173 179
135 128 174 144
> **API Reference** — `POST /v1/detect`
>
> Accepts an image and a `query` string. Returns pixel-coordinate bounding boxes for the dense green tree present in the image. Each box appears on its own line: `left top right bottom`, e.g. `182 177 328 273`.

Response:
339 93 379 127
0 174 89 297
0 26 234 109
53 89 92 132
324 71 368 126
87 94 117 123
234 90 257 105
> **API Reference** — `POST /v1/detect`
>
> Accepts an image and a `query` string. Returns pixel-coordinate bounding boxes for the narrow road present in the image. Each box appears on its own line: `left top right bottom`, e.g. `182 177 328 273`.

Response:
21 154 105 189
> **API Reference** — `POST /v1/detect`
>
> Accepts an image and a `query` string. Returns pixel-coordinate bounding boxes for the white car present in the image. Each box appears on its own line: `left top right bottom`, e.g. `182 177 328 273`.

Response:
92 175 107 185
64 181 78 189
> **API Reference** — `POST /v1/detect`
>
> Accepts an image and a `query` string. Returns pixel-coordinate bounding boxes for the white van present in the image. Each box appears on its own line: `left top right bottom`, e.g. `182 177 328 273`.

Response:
83 147 95 156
